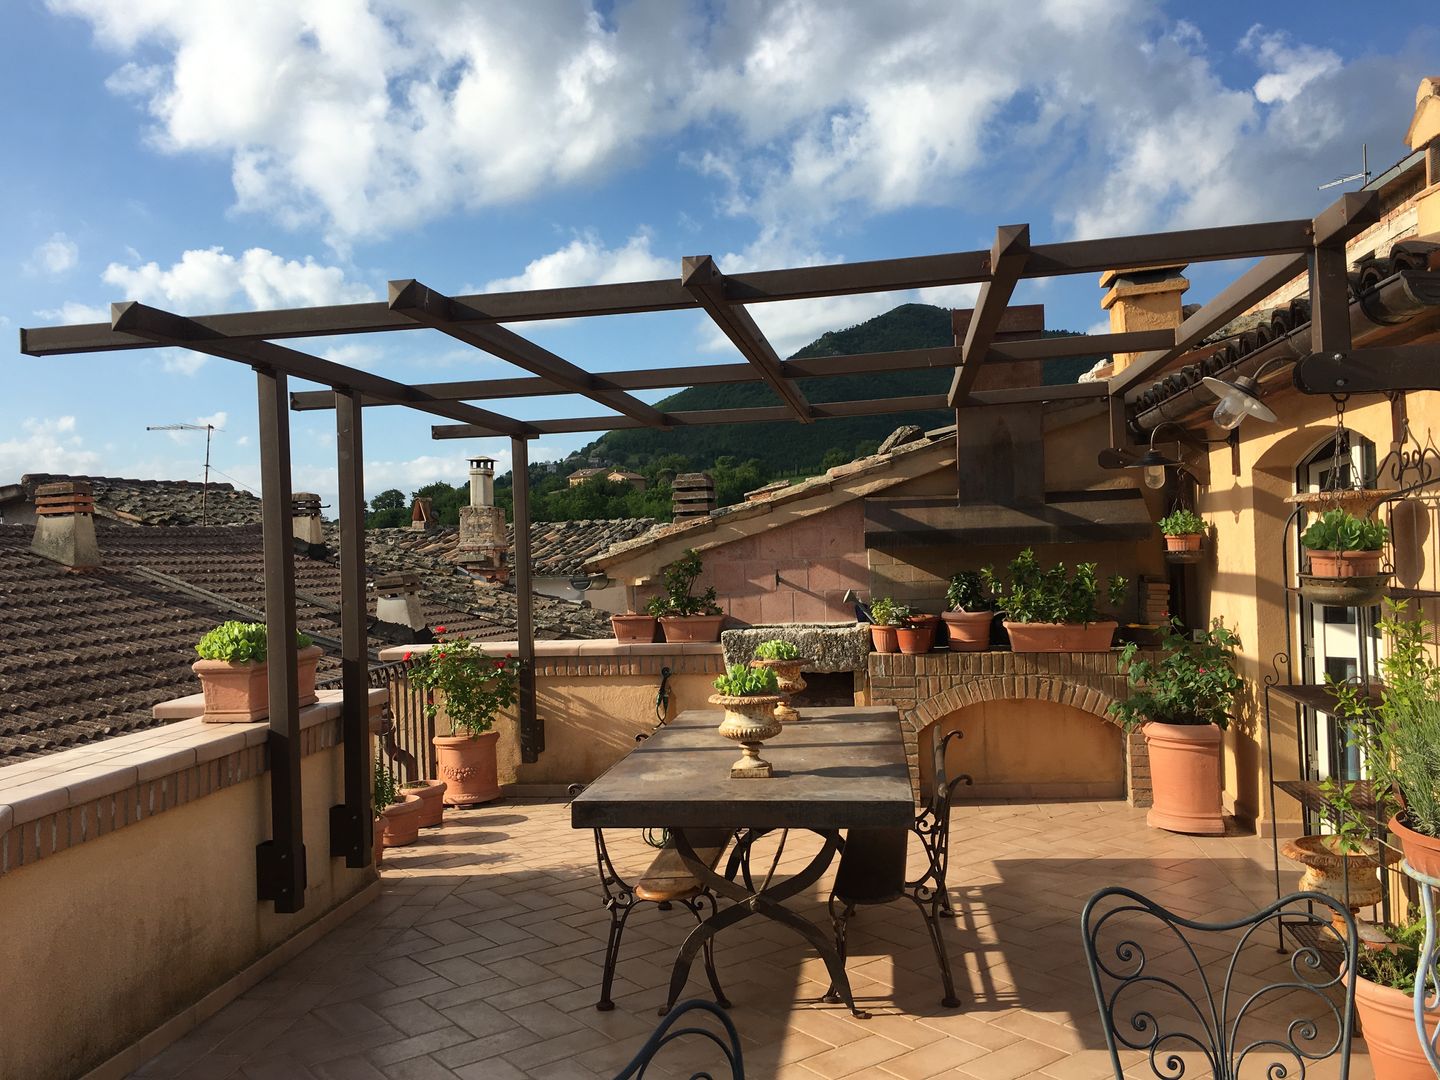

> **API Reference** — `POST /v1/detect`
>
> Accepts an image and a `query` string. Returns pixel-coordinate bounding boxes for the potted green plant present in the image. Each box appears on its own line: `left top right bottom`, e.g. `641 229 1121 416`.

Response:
399 776 448 829
981 549 1127 653
191 621 324 723
409 636 522 806
1109 617 1242 835
942 571 995 652
610 610 658 644
709 664 784 778
649 549 725 642
1299 509 1389 605
750 639 809 722
1158 508 1207 562
867 597 908 654
896 610 938 654
1347 914 1435 1078
373 753 421 850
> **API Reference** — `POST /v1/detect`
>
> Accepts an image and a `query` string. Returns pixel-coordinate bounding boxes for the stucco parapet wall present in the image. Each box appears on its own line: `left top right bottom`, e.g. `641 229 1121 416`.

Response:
378 639 726 677
0 688 386 877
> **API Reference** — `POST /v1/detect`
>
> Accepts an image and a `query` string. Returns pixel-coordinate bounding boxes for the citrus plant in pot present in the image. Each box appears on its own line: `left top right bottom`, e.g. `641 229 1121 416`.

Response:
750 639 809 722
649 549 725 642
1110 617 1242 836
867 597 908 654
943 571 995 652
981 549 1127 653
1158 508 1207 563
408 635 522 807
373 753 422 850
709 663 784 778
1300 509 1388 606
192 621 323 722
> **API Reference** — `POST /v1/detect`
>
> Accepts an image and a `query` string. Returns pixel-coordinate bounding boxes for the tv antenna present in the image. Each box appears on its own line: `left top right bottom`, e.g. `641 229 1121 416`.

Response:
1318 143 1370 190
146 422 220 525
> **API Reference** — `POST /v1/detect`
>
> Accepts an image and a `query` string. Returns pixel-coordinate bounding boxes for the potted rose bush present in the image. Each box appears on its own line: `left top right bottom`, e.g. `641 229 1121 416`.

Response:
1110 617 1242 836
982 549 1126 653
942 570 995 652
648 549 725 642
192 621 324 722
408 635 522 807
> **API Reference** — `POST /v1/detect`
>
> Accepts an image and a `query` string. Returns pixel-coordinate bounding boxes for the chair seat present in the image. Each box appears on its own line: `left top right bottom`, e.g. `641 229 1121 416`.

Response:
635 828 732 903
832 827 908 906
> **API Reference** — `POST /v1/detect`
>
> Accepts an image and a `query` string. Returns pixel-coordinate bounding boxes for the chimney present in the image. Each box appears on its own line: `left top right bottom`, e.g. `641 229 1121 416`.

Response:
410 497 433 531
1099 266 1189 374
291 492 325 556
374 572 427 632
457 455 508 582
672 473 716 521
32 480 100 569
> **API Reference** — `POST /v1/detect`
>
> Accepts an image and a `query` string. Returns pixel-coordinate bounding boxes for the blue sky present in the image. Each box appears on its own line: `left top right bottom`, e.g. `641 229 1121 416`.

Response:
3 0 1435 506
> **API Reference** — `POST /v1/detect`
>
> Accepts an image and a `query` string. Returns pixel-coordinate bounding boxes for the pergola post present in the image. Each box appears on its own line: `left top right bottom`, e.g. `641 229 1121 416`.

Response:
330 389 373 868
255 366 307 912
511 436 541 762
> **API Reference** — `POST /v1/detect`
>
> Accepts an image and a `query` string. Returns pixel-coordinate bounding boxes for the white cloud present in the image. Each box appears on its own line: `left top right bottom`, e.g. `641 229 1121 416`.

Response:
0 416 102 481
157 348 208 376
102 246 374 312
1241 26 1342 105
24 233 79 277
34 301 109 324
483 230 671 292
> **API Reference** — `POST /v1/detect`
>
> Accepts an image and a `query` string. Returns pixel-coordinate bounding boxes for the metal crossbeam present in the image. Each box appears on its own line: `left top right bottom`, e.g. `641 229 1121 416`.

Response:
949 224 1030 405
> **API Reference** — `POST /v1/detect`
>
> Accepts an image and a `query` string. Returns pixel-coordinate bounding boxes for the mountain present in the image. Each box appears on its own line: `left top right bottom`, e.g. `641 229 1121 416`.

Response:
580 303 1098 475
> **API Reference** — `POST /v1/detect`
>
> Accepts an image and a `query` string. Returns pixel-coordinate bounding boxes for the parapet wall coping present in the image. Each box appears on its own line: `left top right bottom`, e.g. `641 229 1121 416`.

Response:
377 639 725 662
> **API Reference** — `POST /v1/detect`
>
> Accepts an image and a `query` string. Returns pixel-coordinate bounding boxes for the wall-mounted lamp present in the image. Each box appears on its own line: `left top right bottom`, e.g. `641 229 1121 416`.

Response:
1201 356 1290 430
1100 420 1227 486
1127 431 1183 490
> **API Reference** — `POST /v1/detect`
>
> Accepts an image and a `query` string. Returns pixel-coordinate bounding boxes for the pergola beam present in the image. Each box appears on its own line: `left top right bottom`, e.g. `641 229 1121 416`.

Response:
949 224 1030 405
683 255 811 422
387 279 669 428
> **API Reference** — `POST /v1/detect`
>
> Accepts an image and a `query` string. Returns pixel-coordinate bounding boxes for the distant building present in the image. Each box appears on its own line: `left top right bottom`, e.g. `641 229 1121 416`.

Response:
567 467 647 491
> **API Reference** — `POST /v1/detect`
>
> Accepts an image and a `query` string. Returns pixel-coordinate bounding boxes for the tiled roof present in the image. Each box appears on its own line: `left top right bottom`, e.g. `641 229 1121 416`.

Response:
16 473 264 527
363 517 659 576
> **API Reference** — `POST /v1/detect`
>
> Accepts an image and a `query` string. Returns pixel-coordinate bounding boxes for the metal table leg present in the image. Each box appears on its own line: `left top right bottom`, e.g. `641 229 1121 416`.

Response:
668 827 868 1018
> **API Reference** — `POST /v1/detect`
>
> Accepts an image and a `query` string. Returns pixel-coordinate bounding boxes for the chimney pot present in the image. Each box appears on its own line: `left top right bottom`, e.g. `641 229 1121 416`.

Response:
459 456 507 580
291 491 325 550
374 572 427 631
32 480 100 568
672 472 716 521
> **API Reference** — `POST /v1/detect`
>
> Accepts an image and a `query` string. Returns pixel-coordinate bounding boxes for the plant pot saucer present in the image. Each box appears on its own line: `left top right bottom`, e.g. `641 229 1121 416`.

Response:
1163 548 1205 565
1297 573 1390 607
1286 488 1396 515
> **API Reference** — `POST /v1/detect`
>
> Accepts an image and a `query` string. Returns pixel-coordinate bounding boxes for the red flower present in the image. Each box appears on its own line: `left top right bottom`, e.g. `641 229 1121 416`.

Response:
494 660 505 669
437 651 446 660
403 651 413 661
434 625 446 634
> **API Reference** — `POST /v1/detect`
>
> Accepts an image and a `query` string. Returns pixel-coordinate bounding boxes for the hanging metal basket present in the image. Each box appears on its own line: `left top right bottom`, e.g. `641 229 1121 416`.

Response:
1297 573 1390 608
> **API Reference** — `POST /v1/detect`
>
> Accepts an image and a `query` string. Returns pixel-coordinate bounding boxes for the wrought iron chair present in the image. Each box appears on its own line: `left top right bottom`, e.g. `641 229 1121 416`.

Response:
824 726 972 1008
611 998 744 1079
1081 887 1358 1080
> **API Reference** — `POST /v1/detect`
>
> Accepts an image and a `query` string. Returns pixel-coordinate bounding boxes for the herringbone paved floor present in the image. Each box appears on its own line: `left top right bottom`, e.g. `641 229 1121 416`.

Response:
132 800 1374 1079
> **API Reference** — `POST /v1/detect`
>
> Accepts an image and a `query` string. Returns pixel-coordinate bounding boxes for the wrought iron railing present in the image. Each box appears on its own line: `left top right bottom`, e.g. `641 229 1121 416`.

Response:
318 659 434 782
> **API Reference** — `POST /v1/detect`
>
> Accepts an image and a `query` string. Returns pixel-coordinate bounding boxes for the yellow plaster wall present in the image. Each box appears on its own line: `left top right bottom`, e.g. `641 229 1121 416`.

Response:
0 745 370 1080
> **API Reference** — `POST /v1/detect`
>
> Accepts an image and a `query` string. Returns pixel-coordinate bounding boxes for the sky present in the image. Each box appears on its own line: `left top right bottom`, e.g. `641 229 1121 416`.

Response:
2 0 1436 509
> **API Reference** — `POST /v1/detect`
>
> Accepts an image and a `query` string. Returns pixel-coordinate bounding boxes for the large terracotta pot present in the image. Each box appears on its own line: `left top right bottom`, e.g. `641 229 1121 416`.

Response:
1307 549 1383 578
1390 813 1440 879
433 731 501 806
659 615 725 643
895 622 936 654
192 644 324 722
381 794 423 848
941 609 993 651
400 778 448 828
1143 722 1225 835
711 693 784 778
610 614 657 644
1164 533 1203 552
1353 971 1434 1079
1003 620 1117 653
870 624 899 653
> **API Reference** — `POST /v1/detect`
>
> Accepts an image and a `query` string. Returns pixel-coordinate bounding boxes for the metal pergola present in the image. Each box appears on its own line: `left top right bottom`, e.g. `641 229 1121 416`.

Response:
19 189 1386 912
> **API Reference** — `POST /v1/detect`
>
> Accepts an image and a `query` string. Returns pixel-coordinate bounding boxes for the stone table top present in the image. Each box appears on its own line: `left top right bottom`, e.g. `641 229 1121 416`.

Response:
570 705 914 831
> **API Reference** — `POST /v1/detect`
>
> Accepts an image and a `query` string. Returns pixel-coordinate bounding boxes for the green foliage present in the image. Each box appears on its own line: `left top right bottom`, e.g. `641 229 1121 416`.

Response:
195 621 314 663
1356 911 1431 994
754 639 800 661
408 637 523 737
713 663 780 696
981 549 1126 625
1316 778 1371 855
366 487 410 529
1299 509 1386 552
1108 618 1242 731
1157 508 1206 537
373 753 399 810
650 549 722 617
869 597 910 626
945 570 994 612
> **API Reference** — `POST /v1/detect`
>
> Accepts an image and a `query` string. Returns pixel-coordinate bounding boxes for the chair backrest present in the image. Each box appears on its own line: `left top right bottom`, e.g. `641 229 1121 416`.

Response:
612 998 744 1079
926 726 973 818
1081 887 1358 1080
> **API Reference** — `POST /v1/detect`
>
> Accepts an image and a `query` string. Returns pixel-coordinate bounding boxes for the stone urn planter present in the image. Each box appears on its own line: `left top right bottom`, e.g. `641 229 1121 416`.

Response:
750 657 810 722
433 732 501 806
941 609 992 651
1390 813 1440 879
1142 722 1225 835
659 614 725 643
1352 972 1435 1079
400 779 448 828
380 794 423 848
711 693 784 778
1004 620 1116 653
1280 835 1397 929
193 644 324 722
610 613 657 644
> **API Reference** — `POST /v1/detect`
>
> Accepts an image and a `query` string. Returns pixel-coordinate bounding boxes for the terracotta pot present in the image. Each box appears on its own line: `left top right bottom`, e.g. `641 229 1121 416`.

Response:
1307 549 1383 578
941 609 993 651
400 779 448 828
192 644 324 722
381 794 423 848
1353 971 1434 1079
610 613 657 644
1389 813 1440 880
1164 533 1203 552
372 815 384 867
1143 722 1225 835
870 624 899 653
895 623 936 654
659 614 725 643
1003 620 1117 653
710 693 784 778
1279 835 1396 926
433 731 501 806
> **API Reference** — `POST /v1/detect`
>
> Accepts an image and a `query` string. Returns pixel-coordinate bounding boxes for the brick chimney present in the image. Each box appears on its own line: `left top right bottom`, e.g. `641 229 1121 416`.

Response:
1099 266 1189 374
672 473 716 521
457 456 508 582
375 572 427 631
31 480 100 569
291 492 325 556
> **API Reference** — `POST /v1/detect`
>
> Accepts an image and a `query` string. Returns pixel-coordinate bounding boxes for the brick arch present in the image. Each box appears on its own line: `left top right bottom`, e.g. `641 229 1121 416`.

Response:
906 676 1119 734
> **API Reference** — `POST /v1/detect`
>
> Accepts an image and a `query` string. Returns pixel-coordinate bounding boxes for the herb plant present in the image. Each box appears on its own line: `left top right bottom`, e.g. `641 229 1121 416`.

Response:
1356 911 1432 994
945 571 994 612
868 597 910 627
754 639 800 661
408 636 523 737
647 548 722 617
1315 778 1372 855
373 753 399 810
1299 509 1386 552
713 663 780 696
1109 618 1242 731
980 549 1127 625
1157 508 1206 537
195 621 315 663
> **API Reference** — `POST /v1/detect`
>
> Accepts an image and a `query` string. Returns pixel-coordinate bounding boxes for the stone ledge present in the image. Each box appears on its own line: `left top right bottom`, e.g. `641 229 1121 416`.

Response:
378 640 726 677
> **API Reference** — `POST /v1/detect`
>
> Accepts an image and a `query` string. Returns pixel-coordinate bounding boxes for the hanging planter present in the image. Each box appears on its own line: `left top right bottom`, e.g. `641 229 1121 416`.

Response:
1298 509 1389 607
